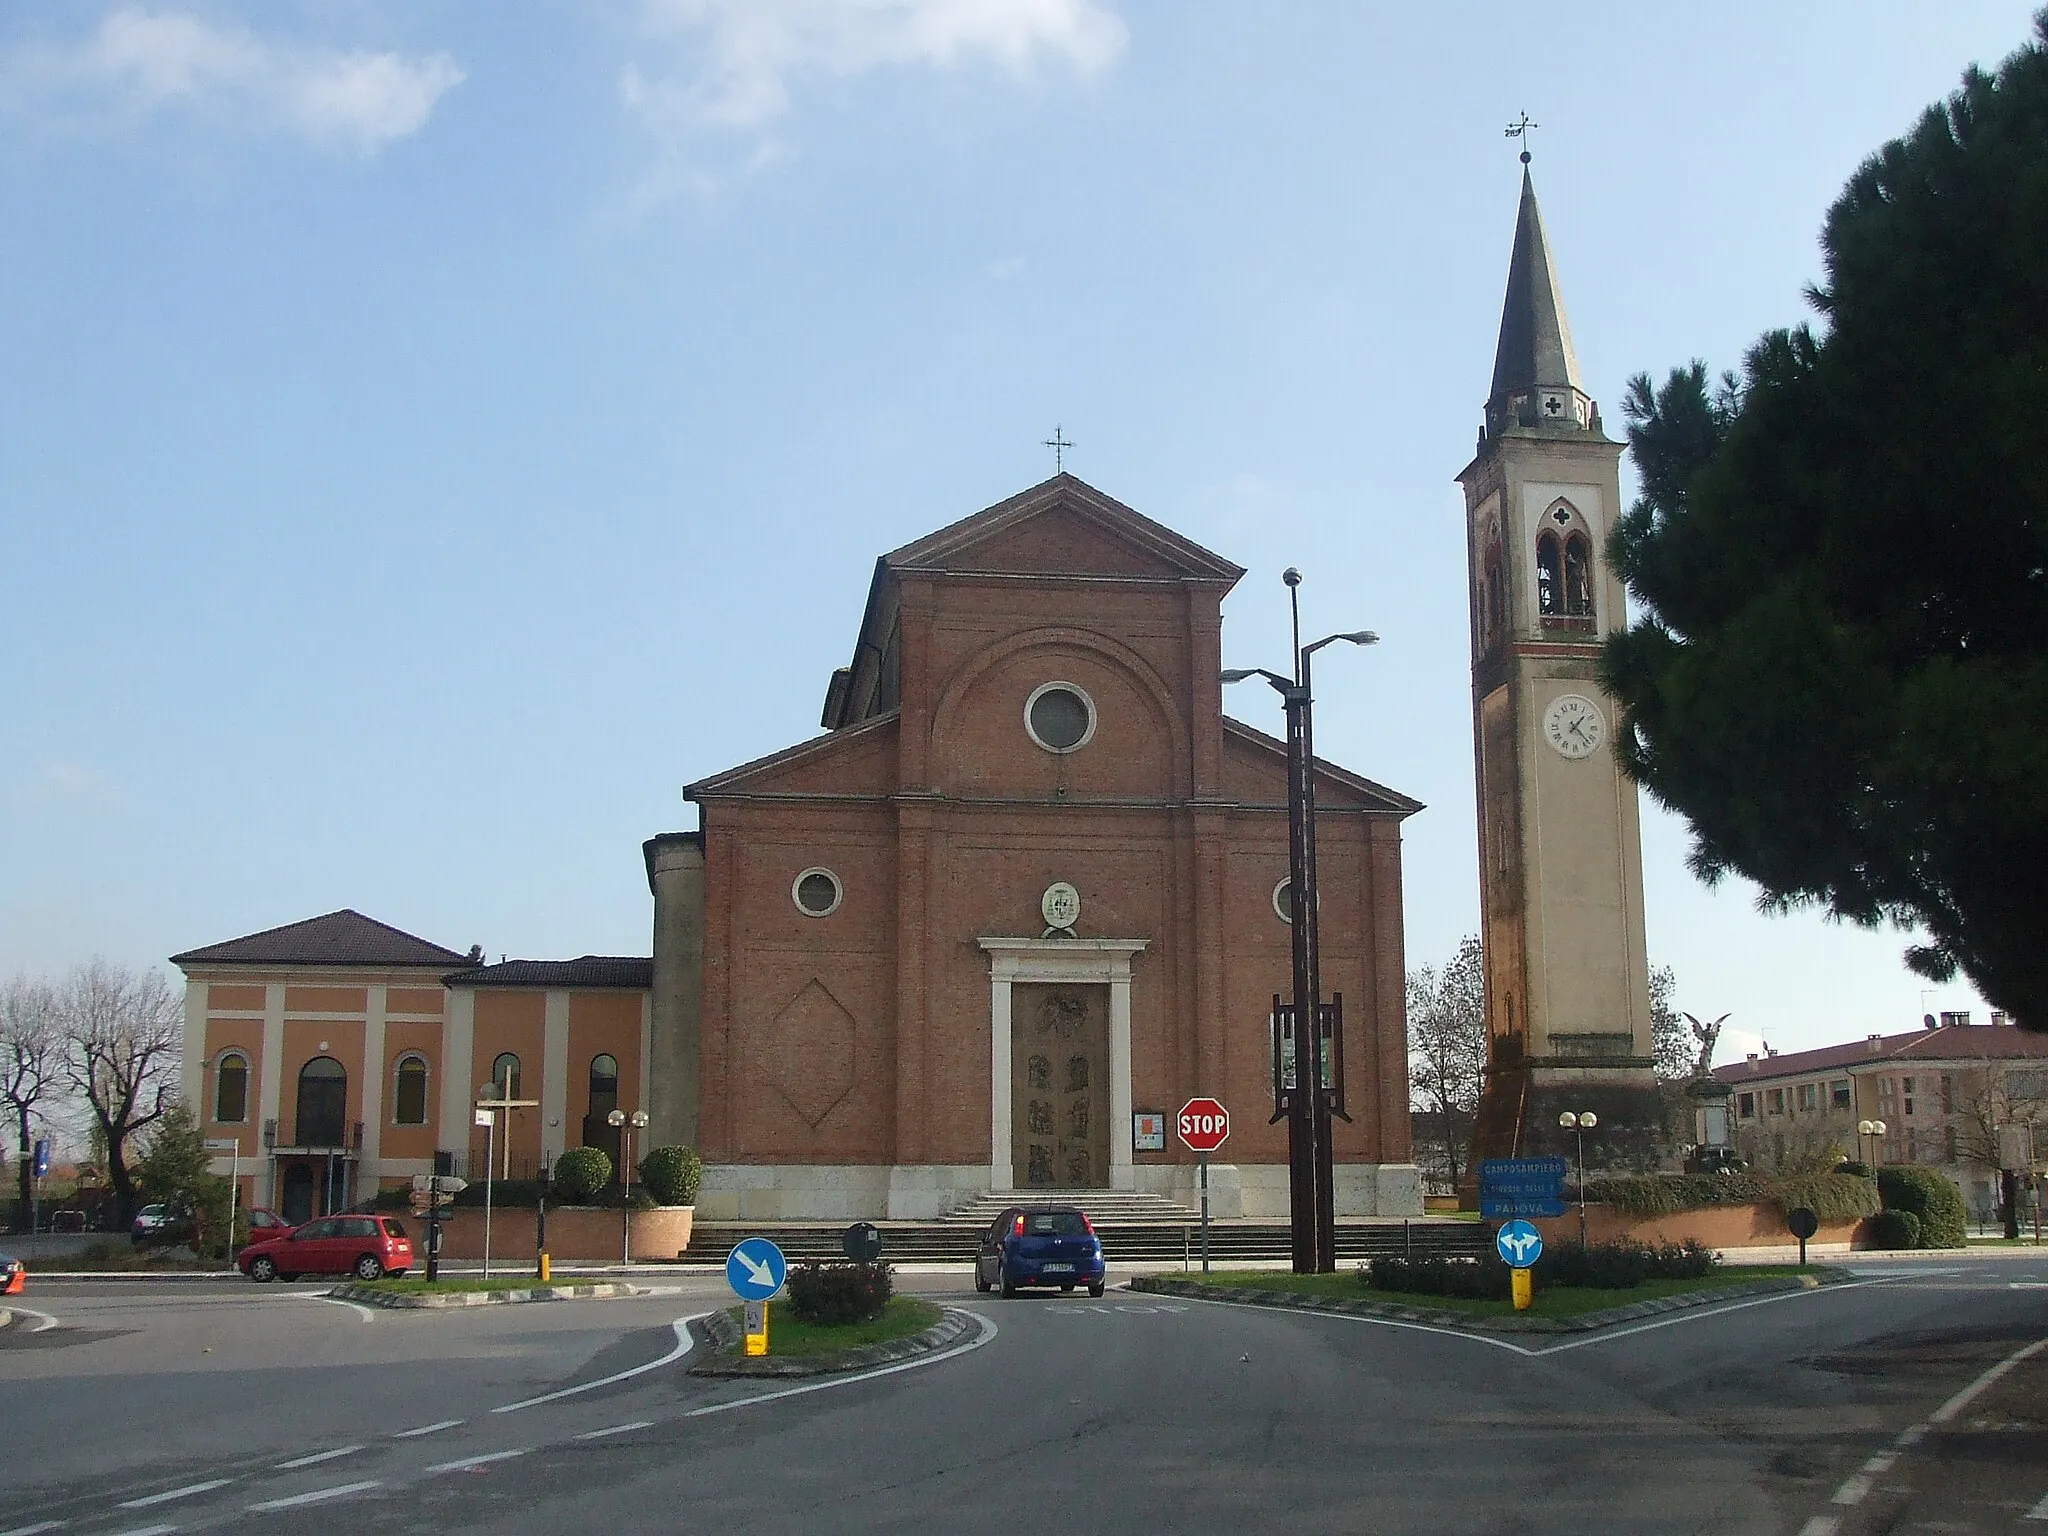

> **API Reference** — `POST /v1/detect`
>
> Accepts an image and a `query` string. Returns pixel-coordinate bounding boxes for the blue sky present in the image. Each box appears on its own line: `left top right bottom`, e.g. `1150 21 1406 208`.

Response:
3 2 2036 1063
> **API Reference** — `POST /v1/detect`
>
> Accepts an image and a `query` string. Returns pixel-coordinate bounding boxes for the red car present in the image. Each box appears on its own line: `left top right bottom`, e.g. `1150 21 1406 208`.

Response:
239 1214 412 1282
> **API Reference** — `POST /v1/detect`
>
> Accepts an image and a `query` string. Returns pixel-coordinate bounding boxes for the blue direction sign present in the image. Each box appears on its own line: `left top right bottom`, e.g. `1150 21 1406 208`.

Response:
1478 1156 1569 1219
725 1237 788 1301
1495 1219 1544 1269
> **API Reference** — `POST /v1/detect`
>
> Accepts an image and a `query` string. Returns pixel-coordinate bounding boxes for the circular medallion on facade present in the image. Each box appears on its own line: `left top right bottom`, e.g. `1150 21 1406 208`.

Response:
1041 881 1081 931
1542 693 1606 760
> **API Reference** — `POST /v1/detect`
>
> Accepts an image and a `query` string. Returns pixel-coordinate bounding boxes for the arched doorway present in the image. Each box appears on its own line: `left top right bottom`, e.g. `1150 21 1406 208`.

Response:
296 1057 347 1148
582 1054 621 1173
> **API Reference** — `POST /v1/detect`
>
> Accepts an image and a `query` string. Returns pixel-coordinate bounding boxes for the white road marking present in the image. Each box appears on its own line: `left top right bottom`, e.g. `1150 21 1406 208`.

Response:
0 1521 66 1535
493 1315 701 1413
117 1480 233 1509
2024 1488 2048 1521
1830 1473 1874 1506
392 1419 463 1438
574 1421 654 1440
288 1292 375 1322
6 1305 63 1333
687 1310 998 1419
109 1525 180 1536
1530 1283 1879 1357
274 1445 363 1470
424 1449 529 1474
1927 1335 2048 1424
1795 1518 1838 1536
246 1480 382 1512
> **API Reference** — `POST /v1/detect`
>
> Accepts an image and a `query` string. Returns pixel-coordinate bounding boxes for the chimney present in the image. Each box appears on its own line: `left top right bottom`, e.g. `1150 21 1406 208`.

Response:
1867 1034 1884 1052
1746 1053 1758 1070
1992 1011 2010 1028
1940 1010 1971 1029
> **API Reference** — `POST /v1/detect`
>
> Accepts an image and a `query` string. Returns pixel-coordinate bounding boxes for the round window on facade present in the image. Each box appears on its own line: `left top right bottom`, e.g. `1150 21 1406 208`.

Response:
1272 878 1297 924
1024 681 1096 754
792 867 843 918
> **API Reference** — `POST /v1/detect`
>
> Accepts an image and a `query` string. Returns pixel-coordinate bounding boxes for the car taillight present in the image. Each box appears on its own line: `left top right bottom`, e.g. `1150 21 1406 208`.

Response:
1012 1214 1025 1237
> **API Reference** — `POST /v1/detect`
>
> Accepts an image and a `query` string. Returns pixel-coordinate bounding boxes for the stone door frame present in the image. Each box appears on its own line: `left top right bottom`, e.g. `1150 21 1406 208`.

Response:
977 938 1147 1193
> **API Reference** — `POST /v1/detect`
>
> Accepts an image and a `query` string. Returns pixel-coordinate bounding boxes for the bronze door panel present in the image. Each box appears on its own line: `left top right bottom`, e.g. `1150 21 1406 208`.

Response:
1012 983 1110 1188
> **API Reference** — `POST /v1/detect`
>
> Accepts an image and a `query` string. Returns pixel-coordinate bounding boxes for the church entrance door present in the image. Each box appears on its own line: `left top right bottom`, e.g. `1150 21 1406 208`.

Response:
1011 983 1110 1189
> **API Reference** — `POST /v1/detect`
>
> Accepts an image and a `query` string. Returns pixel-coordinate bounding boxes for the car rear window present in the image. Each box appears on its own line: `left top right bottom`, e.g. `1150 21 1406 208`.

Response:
338 1217 379 1238
380 1219 409 1239
1025 1211 1089 1236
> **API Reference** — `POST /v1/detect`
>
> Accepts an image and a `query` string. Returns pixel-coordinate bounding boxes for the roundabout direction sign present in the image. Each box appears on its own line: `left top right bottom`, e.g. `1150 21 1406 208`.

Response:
727 1237 787 1359
1495 1219 1542 1312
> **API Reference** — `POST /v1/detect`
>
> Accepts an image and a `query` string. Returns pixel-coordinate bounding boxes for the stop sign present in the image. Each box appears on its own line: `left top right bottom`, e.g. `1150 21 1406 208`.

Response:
1178 1097 1231 1154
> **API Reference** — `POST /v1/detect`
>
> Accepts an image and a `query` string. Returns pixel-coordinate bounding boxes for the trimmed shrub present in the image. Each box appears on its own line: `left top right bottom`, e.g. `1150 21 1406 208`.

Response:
1773 1171 1881 1226
639 1145 703 1206
1870 1208 1922 1250
1876 1166 1968 1248
452 1178 542 1208
553 1147 613 1203
1362 1239 1720 1299
1836 1160 1872 1179
785 1260 894 1324
1580 1169 1878 1226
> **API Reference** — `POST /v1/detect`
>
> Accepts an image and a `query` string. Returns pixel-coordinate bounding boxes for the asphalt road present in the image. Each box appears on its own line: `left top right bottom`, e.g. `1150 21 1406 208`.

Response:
2 1254 2044 1535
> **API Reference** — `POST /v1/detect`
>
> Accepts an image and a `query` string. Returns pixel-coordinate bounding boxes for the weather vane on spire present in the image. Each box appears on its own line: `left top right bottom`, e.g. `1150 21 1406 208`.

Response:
1044 424 1073 473
1505 111 1538 165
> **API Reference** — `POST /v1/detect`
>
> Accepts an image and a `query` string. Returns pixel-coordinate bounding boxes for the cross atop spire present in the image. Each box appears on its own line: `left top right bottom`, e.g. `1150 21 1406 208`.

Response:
1484 166 1596 438
1505 111 1538 165
1043 424 1073 473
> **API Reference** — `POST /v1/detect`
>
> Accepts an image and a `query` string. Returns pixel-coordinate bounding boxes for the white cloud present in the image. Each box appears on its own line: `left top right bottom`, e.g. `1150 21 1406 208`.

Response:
622 0 1126 185
1 7 464 155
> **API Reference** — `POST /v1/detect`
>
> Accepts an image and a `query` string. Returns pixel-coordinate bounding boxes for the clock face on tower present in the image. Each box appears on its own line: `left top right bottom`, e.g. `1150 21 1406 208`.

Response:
1542 693 1606 760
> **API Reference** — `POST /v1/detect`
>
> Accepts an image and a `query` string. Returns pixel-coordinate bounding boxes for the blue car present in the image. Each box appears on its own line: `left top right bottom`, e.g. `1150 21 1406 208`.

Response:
975 1206 1106 1298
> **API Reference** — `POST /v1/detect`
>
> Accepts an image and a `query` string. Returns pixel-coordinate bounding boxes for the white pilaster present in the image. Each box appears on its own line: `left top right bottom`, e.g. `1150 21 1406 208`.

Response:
542 989 570 1165
989 972 1014 1192
181 980 207 1116
1108 972 1134 1191
441 987 475 1158
259 984 285 1208
360 986 386 1174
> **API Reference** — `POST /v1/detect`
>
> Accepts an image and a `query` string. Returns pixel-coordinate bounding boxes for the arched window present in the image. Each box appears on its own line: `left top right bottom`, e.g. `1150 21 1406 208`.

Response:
295 1057 347 1148
491 1052 521 1100
392 1055 429 1126
214 1051 249 1123
583 1053 621 1161
1482 531 1505 646
1563 533 1594 618
1536 532 1563 617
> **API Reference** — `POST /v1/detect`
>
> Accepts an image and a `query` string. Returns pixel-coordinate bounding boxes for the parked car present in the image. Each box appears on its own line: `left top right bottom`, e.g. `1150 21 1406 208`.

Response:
130 1202 189 1247
975 1205 1106 1298
1 1252 24 1295
238 1215 413 1282
245 1207 292 1238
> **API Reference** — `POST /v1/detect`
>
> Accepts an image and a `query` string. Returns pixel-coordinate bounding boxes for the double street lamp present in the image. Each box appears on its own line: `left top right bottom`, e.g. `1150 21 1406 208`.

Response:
608 1108 650 1265
1222 566 1377 1274
1857 1118 1888 1165
1559 1110 1599 1244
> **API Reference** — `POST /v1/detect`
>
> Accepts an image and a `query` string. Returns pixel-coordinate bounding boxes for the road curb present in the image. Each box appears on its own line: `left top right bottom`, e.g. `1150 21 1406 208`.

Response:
689 1304 970 1377
329 1281 644 1309
1128 1267 1855 1333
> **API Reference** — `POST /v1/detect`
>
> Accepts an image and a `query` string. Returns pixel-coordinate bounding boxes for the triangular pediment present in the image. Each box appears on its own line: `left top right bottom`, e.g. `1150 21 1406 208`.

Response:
886 474 1243 584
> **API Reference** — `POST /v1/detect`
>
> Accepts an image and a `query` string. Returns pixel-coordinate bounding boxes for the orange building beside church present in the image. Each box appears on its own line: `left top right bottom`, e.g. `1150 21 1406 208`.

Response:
175 476 1424 1223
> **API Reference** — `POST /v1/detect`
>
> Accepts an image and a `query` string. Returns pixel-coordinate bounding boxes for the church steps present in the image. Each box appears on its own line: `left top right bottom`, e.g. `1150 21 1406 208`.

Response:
681 1218 1490 1266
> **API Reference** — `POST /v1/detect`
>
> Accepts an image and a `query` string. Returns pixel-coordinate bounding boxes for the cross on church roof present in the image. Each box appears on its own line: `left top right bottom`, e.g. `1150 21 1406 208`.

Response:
1043 425 1073 473
1505 111 1538 166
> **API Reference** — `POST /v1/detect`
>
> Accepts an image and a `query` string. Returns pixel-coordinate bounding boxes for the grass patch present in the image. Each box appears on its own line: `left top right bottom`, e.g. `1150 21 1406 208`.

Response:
351 1275 570 1294
727 1296 941 1359
1178 1265 1816 1319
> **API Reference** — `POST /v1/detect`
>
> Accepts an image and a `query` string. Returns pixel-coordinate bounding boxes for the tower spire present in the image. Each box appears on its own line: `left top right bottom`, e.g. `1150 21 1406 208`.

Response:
1485 168 1594 437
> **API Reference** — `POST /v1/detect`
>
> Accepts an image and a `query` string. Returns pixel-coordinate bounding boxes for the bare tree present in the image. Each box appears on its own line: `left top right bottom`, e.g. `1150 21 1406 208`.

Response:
61 960 182 1228
1407 936 1486 1193
1 976 66 1232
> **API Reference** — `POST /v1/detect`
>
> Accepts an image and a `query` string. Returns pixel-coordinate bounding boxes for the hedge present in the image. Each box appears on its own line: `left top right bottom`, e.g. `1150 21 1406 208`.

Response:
1581 1169 1880 1226
1870 1209 1922 1250
553 1147 613 1203
785 1260 894 1324
1876 1166 1968 1248
638 1145 702 1206
1364 1239 1719 1299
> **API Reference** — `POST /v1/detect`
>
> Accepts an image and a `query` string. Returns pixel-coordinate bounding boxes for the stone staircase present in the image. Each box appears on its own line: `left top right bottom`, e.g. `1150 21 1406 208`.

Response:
941 1190 1202 1225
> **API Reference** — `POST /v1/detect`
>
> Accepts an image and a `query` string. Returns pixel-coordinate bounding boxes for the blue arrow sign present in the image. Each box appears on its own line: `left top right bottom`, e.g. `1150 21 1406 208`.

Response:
725 1237 788 1301
1495 1219 1543 1269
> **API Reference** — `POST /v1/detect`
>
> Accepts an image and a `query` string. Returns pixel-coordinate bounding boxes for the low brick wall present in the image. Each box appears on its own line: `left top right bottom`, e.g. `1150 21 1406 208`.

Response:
1532 1202 1873 1251
422 1206 694 1263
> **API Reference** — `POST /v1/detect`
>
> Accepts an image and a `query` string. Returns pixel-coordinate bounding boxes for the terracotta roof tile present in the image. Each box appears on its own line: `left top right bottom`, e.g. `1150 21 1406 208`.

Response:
171 910 472 969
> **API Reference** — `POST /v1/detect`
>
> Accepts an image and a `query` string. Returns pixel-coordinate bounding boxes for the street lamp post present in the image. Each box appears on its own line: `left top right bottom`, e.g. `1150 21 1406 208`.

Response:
607 1108 650 1266
1559 1111 1598 1245
1222 567 1377 1274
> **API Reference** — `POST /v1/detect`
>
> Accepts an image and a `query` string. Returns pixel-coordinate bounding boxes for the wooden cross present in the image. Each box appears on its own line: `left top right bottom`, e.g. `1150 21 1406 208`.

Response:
1043 425 1073 473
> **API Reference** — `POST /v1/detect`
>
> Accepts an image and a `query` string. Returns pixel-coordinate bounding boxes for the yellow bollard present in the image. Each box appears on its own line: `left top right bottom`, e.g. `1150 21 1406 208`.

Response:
538 1252 551 1284
1511 1266 1533 1311
744 1300 770 1356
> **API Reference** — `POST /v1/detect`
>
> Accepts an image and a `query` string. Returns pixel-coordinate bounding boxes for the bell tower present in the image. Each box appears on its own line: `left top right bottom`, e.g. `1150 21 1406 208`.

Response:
1457 166 1660 1169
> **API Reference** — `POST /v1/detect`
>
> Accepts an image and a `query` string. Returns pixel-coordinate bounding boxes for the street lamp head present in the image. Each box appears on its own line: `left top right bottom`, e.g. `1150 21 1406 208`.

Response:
1872 1119 1886 1135
1337 630 1380 647
630 1110 649 1129
1579 1111 1597 1130
1220 668 1258 683
1858 1120 1874 1135
607 1108 627 1127
1559 1111 1577 1129
1282 567 1302 588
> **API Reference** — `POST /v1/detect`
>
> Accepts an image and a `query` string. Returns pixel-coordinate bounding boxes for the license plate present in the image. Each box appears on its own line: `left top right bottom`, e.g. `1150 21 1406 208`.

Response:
1041 1262 1074 1273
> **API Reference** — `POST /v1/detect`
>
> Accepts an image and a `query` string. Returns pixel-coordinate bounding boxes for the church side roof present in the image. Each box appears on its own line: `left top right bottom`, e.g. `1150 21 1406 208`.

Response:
444 956 652 990
1220 718 1424 816
1488 168 1584 410
171 909 473 969
686 709 900 798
